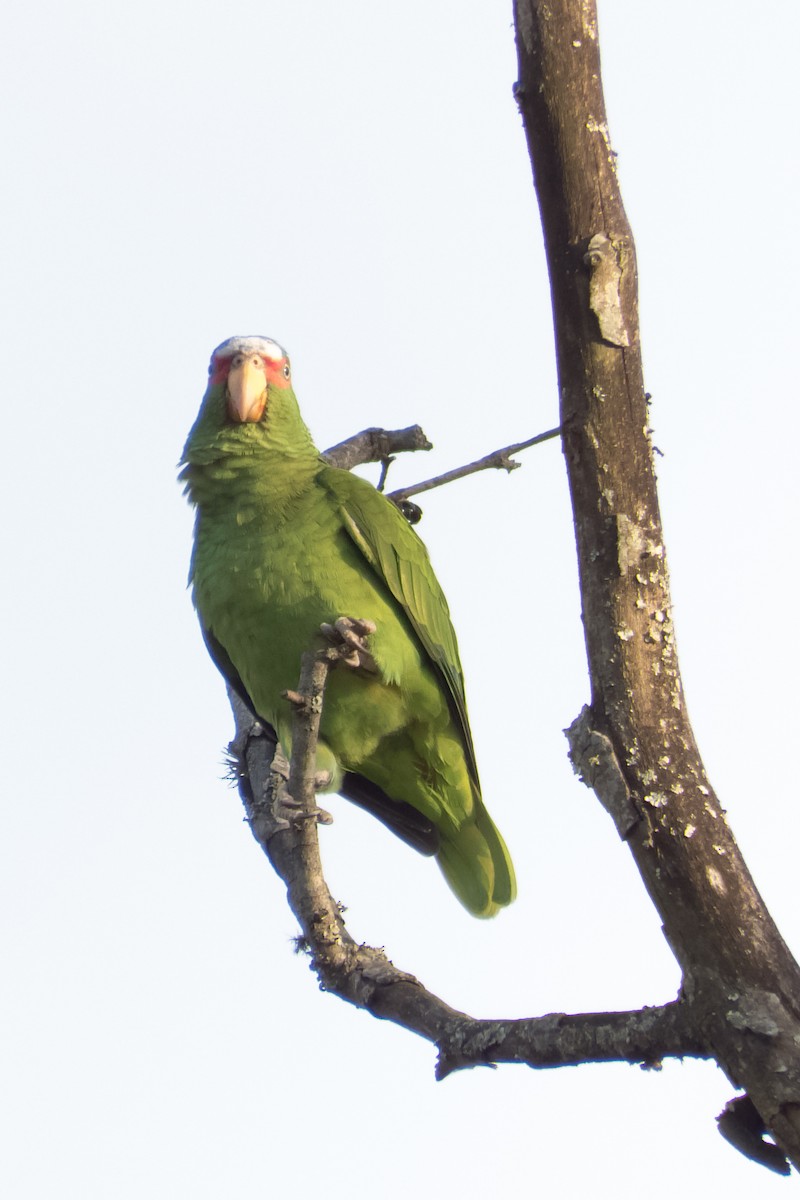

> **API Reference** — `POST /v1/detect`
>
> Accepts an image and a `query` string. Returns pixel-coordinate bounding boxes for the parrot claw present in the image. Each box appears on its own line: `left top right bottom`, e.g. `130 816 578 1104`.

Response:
268 722 334 829
270 762 334 827
320 616 378 673
270 746 291 780
268 775 293 830
271 779 334 827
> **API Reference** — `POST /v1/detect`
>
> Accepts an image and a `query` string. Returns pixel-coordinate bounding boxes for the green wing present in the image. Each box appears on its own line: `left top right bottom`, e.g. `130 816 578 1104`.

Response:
319 466 479 787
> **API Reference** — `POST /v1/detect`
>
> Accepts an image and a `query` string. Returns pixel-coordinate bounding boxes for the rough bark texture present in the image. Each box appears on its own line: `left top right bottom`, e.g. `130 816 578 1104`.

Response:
513 0 800 1169
229 686 708 1082
211 2 800 1177
321 424 432 472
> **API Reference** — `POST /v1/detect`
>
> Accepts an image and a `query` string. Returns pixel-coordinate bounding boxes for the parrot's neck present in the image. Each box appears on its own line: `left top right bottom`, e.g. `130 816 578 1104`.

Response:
181 385 323 523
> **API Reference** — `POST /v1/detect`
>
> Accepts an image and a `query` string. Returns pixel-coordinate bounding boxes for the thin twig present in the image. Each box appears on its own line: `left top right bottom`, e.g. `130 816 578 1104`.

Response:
387 427 561 503
376 457 393 493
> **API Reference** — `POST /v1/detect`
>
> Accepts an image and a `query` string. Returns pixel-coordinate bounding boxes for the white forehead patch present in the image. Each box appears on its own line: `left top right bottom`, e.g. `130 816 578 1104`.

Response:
211 335 288 364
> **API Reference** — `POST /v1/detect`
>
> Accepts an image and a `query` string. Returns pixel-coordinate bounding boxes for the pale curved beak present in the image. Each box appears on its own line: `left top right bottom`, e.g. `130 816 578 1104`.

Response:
226 358 268 423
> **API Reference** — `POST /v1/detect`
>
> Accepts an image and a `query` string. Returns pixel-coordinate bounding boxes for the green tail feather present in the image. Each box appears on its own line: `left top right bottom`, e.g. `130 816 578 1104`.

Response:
437 808 517 918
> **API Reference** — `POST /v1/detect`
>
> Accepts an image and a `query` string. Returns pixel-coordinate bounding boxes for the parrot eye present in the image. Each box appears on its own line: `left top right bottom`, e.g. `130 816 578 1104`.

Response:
283 363 291 379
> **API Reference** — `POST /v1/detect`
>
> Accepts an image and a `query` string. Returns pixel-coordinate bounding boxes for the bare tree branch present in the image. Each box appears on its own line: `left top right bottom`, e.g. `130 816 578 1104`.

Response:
322 425 432 471
228 653 708 1076
387 427 561 504
211 0 800 1178
321 422 560 517
717 1095 793 1177
513 0 800 1170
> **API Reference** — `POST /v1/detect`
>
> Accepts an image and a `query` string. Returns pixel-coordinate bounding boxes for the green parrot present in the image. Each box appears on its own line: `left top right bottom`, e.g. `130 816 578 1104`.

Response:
180 335 516 917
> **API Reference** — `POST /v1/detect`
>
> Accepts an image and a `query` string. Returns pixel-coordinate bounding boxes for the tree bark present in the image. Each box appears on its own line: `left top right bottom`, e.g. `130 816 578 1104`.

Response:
513 0 800 1168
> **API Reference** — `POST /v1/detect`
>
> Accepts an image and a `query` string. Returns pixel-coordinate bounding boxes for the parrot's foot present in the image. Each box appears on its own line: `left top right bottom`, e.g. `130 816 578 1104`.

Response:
320 616 378 673
270 744 291 781
272 780 334 828
269 754 334 828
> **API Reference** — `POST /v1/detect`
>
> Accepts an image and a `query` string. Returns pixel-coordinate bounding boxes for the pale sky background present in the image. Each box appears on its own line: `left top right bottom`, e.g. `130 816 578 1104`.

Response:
2 2 798 1196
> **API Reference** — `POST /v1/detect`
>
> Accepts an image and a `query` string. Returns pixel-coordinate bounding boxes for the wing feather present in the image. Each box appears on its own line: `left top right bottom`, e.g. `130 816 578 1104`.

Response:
319 467 479 786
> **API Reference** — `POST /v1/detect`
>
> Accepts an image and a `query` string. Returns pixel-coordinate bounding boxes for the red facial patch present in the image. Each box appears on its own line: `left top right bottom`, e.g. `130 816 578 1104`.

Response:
210 351 291 390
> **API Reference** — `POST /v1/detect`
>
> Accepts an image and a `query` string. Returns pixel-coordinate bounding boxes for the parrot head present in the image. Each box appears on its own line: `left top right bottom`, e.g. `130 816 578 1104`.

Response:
182 335 317 479
209 335 293 425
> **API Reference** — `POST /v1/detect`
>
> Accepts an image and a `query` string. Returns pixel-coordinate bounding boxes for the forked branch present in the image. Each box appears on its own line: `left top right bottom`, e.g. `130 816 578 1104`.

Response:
219 0 800 1177
323 424 432 472
512 0 800 1171
386 427 561 504
322 422 560 514
228 637 708 1080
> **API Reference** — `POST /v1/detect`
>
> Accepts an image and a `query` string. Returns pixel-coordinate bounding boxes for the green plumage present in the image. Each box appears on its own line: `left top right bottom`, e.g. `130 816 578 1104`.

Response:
181 336 516 916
